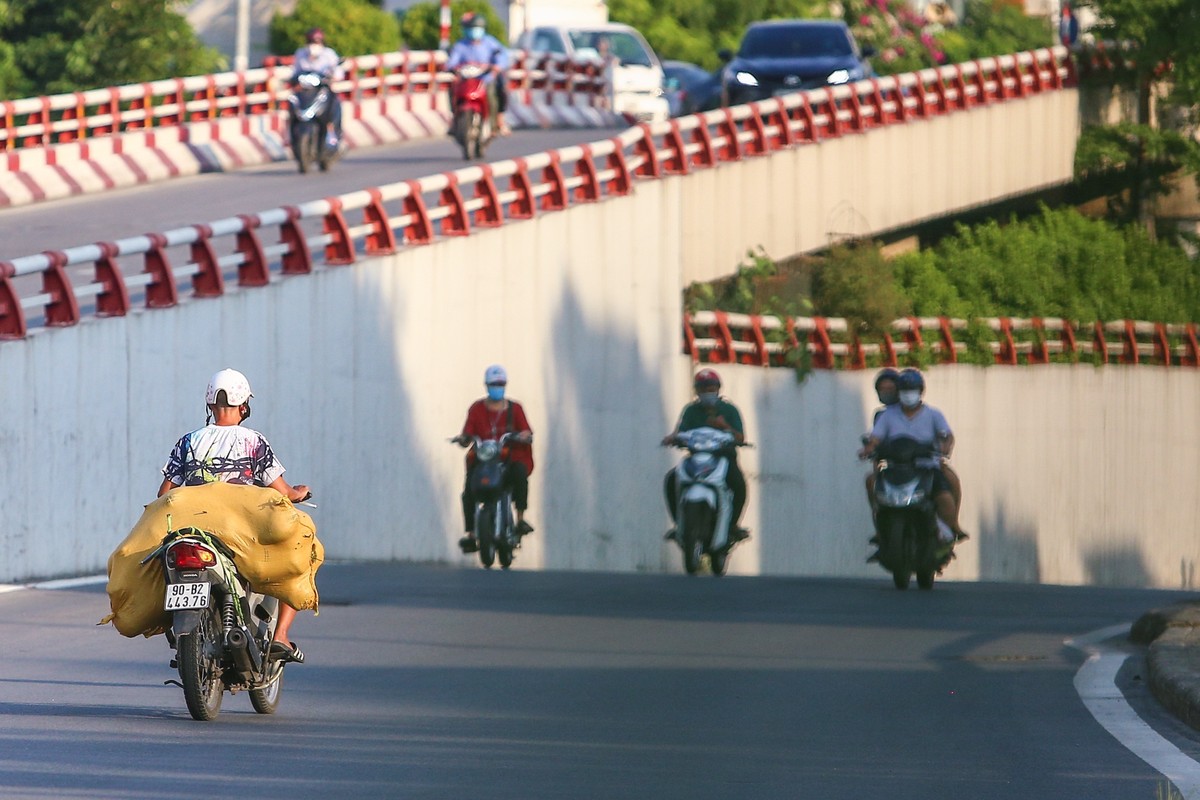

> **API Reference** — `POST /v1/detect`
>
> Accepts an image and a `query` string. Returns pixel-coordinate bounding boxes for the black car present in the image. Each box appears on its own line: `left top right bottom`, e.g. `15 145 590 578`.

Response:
720 19 874 107
662 60 722 117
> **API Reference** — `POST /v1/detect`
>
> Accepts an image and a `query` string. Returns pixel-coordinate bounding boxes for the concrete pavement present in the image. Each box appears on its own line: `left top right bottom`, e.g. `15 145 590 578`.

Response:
1134 602 1200 731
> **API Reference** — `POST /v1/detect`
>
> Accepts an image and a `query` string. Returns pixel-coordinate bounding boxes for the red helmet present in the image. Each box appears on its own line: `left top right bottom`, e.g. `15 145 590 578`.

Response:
693 368 721 389
306 27 325 44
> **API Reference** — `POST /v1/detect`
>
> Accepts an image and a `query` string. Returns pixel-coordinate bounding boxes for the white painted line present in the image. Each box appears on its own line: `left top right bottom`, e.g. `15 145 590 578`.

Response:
1069 624 1200 799
0 574 107 594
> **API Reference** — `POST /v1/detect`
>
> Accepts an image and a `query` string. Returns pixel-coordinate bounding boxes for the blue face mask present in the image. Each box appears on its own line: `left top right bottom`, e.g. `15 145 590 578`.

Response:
698 391 719 407
487 385 505 401
468 27 485 41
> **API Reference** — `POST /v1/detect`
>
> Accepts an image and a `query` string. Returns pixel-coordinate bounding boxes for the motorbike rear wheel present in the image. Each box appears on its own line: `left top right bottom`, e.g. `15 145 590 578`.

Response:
178 605 224 721
249 662 284 714
681 503 710 576
476 505 496 568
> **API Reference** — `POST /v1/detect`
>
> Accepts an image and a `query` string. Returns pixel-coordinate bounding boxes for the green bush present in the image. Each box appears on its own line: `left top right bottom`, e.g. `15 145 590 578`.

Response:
399 0 506 50
811 242 913 336
269 0 401 58
891 205 1200 323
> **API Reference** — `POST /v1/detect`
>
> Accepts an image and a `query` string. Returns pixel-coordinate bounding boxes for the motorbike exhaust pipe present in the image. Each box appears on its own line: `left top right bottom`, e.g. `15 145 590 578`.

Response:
225 626 260 673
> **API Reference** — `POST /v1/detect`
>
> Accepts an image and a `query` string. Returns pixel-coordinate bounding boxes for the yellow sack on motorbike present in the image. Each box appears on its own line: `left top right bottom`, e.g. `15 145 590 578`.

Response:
102 482 324 638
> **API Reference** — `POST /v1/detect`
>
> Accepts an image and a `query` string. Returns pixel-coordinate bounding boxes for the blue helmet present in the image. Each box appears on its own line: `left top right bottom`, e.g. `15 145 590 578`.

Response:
897 368 925 392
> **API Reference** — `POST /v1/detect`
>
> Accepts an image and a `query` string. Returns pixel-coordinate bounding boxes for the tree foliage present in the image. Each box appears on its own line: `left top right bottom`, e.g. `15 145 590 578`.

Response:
1078 0 1200 121
0 0 225 98
608 0 826 72
397 0 506 50
891 206 1200 323
686 208 1200 338
269 0 401 58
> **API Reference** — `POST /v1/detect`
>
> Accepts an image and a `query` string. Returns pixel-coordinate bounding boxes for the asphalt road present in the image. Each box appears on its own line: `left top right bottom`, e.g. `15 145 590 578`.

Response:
2 564 1195 800
0 127 625 262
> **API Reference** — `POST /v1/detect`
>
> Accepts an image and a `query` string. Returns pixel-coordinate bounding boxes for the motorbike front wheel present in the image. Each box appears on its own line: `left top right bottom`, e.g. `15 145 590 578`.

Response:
249 662 284 714
454 111 475 161
881 513 911 590
680 503 711 576
178 605 224 721
475 504 496 568
293 124 318 174
709 544 729 576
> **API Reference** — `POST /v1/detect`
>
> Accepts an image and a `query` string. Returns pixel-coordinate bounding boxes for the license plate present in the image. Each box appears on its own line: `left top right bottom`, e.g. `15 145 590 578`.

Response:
164 582 210 611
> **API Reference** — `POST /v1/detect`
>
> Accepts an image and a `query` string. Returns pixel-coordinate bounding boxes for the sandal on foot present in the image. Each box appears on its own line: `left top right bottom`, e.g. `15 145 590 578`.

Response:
515 520 534 535
269 641 305 664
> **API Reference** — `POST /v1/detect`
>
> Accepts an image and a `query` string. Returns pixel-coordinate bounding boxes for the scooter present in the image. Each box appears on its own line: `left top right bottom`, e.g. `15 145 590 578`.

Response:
666 426 748 576
451 64 493 161
870 436 954 590
457 432 524 569
141 526 291 720
287 71 340 173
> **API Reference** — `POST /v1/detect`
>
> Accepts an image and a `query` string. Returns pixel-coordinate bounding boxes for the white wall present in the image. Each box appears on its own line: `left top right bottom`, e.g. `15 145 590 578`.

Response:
6 81 1160 590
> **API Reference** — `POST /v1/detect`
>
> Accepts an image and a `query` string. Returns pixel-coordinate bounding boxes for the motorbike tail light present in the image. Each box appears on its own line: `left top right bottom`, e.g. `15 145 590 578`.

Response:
166 541 217 570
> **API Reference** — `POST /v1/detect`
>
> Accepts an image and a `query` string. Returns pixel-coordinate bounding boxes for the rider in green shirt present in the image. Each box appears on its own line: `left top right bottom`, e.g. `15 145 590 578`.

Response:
661 368 749 544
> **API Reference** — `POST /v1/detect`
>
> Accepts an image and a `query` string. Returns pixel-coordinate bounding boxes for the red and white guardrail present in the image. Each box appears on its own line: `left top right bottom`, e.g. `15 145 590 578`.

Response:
0 47 1077 343
686 310 1200 369
0 49 608 160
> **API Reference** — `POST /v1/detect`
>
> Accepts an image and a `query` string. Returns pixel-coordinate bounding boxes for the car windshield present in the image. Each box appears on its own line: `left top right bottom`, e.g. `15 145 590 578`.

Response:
739 25 853 59
568 30 654 67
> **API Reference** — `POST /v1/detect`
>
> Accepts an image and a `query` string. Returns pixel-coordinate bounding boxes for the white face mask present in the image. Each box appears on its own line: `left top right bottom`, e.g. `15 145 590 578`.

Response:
899 390 922 408
307 43 324 57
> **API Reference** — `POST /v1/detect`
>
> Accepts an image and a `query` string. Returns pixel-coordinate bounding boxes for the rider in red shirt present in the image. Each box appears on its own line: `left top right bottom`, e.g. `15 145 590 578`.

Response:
453 364 534 553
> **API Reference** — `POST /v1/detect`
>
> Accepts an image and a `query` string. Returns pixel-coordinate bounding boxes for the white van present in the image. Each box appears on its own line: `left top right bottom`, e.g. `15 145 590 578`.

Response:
515 23 671 123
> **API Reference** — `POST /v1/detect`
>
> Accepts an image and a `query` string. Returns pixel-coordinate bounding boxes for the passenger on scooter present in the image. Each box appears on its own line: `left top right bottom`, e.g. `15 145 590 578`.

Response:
661 368 749 544
157 369 312 664
446 13 511 136
859 368 968 544
291 27 344 149
453 364 534 553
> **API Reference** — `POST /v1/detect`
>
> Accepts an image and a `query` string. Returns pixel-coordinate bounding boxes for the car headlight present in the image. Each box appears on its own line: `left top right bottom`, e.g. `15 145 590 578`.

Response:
734 71 759 87
827 69 851 85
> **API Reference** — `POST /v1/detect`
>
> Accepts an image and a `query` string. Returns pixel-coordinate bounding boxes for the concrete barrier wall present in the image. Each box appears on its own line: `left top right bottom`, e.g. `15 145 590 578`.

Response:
680 89 1079 284
7 83 1169 591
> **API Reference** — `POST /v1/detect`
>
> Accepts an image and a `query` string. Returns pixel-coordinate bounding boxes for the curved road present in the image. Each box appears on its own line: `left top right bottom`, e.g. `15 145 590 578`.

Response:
2 564 1197 799
0 127 625 262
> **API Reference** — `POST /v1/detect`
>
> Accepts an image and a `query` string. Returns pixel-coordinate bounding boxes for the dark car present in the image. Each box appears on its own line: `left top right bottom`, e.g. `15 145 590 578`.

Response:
662 60 722 117
720 19 874 107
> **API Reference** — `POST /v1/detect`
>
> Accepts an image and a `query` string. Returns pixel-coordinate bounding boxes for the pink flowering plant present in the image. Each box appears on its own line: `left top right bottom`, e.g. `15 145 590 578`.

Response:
839 0 1051 77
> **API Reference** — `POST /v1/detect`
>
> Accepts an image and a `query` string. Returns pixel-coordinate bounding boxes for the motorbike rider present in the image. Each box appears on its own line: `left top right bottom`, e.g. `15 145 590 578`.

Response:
452 364 534 553
661 368 749 544
859 368 968 546
157 368 311 664
446 12 511 136
291 27 344 150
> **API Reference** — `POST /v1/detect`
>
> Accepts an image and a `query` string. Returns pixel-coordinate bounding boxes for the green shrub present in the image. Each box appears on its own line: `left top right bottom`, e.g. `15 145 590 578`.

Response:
270 0 401 58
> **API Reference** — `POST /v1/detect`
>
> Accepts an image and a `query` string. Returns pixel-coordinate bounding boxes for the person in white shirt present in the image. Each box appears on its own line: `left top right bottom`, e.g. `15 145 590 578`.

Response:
158 368 312 664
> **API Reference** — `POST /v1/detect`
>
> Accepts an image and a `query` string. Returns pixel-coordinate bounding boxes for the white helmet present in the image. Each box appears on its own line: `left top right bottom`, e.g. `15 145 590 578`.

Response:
484 364 507 385
205 368 253 406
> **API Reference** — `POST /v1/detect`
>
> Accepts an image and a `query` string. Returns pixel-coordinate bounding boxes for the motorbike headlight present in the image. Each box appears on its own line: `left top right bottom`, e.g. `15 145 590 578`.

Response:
476 440 500 462
735 71 759 87
827 69 851 85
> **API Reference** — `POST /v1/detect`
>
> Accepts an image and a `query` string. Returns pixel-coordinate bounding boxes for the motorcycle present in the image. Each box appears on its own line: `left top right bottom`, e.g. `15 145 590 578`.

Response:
666 426 748 576
140 525 291 720
869 436 954 590
451 63 493 161
457 432 526 569
287 71 340 174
